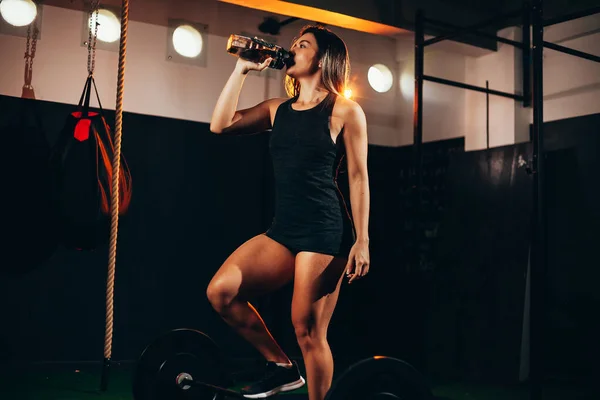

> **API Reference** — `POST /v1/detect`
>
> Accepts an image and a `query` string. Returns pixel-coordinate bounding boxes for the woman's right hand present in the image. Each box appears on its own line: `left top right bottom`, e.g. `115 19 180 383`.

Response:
235 57 273 75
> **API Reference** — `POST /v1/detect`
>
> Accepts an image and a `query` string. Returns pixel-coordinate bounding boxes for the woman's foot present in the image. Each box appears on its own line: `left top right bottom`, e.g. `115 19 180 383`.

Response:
240 361 306 398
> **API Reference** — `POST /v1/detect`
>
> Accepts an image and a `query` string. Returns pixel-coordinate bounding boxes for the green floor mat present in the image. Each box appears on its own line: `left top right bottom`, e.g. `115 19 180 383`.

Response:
0 363 596 400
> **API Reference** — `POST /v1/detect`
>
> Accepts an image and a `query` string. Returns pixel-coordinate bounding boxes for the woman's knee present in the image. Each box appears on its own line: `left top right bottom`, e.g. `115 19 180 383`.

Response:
206 276 237 314
292 312 324 349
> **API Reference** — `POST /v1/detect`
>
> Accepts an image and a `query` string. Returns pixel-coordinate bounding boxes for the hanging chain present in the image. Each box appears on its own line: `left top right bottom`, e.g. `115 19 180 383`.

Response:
22 20 39 98
87 0 100 76
24 23 39 79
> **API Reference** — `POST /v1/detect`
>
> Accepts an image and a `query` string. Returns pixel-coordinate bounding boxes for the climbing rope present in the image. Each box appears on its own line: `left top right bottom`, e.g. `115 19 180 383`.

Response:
101 0 129 390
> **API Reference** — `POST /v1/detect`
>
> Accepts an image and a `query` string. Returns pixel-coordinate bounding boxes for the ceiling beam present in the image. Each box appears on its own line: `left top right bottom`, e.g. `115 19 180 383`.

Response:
218 0 408 36
219 0 501 51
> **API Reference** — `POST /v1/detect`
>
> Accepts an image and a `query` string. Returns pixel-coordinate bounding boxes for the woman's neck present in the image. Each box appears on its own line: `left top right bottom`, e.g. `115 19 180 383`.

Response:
295 75 329 104
296 87 329 105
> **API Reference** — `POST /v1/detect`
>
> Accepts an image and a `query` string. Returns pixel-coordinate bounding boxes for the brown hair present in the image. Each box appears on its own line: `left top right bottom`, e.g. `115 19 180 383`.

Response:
284 25 350 98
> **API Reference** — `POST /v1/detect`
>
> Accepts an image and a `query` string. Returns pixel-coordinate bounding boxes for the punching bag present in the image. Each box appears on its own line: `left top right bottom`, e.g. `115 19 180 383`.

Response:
50 75 132 251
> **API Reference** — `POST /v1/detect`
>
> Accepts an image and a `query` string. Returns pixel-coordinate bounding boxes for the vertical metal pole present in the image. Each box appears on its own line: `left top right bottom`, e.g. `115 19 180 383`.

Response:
100 358 111 391
486 80 490 149
523 2 532 107
411 10 426 371
530 0 545 399
413 9 424 272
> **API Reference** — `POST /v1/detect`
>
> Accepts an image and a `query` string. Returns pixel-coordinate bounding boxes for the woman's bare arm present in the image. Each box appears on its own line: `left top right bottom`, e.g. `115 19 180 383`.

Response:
210 58 279 135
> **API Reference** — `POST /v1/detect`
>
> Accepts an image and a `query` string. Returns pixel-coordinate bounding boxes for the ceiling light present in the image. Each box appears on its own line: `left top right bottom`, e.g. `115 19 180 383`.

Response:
0 0 37 27
368 64 393 93
172 24 203 58
89 9 121 43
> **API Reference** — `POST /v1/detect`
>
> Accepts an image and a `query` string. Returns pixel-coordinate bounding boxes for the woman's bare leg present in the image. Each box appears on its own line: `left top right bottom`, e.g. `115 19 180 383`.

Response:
291 252 347 400
206 234 296 364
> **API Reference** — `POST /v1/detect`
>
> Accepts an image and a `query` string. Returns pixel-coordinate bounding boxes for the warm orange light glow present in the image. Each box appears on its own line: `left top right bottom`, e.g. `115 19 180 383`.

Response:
343 88 352 99
218 0 406 36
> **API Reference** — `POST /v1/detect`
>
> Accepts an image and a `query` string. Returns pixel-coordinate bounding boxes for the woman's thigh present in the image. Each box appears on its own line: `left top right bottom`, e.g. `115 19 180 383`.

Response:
291 252 347 337
207 234 296 302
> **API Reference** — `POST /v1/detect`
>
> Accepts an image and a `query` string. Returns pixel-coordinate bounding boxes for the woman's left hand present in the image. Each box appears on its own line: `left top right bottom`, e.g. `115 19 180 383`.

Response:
345 240 370 284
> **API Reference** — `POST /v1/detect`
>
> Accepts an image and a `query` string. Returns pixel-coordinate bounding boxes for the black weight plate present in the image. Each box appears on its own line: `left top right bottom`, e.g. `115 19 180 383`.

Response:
132 328 229 400
326 357 433 400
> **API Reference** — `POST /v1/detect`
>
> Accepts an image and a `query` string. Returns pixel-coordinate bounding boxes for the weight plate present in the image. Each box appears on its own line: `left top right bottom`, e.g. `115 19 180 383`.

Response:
325 357 433 400
132 328 230 400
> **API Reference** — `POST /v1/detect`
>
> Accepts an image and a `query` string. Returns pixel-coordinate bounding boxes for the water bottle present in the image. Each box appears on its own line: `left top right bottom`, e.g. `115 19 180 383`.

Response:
226 34 292 70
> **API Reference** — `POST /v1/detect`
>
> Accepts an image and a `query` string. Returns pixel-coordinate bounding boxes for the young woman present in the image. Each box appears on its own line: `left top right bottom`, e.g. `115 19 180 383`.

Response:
207 25 370 400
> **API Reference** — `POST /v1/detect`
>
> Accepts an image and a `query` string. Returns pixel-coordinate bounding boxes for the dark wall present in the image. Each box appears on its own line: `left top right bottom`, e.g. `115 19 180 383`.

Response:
0 95 444 370
0 95 464 372
0 95 274 363
1 94 597 386
425 113 600 384
426 143 533 383
542 113 600 382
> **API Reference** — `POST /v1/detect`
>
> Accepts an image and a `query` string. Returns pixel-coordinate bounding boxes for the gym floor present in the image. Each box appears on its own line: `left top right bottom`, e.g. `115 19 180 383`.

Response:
0 362 595 400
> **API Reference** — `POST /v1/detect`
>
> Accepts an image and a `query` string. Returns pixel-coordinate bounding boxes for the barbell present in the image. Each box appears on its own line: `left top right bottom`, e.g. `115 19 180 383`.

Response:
132 328 433 400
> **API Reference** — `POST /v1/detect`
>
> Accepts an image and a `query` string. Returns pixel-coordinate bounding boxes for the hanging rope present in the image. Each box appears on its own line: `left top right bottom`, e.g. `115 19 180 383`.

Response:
101 0 129 391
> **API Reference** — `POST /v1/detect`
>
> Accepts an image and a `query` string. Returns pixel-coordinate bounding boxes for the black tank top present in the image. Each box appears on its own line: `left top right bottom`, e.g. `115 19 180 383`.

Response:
266 92 355 256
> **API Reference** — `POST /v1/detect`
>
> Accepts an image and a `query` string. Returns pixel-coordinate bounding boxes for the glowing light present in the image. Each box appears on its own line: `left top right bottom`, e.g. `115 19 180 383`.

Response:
89 9 121 43
368 64 393 93
343 88 353 99
172 25 203 58
400 71 414 100
0 0 37 27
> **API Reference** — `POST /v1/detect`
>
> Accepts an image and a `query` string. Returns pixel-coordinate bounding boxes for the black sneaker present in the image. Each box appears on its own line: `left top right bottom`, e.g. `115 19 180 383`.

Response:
240 361 305 398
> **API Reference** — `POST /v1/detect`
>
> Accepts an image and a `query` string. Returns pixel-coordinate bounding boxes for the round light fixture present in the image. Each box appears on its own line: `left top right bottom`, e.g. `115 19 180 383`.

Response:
0 0 38 27
89 9 121 43
172 24 203 58
368 64 394 93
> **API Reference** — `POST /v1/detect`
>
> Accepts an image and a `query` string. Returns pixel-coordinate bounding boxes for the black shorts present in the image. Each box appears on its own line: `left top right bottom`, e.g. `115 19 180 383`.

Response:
264 226 354 258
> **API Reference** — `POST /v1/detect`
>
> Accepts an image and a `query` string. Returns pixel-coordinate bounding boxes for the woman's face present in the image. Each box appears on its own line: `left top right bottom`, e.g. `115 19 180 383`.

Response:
286 33 320 78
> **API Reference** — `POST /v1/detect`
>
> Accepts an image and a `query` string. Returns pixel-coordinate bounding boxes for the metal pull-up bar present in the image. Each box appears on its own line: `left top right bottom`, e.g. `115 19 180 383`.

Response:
415 7 531 106
544 41 600 63
540 5 600 64
422 75 525 101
